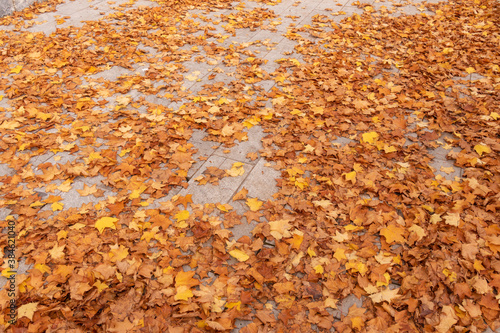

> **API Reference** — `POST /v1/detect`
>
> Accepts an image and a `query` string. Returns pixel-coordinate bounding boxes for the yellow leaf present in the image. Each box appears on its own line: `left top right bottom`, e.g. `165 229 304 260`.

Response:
1 269 15 278
51 202 63 211
324 297 338 309
175 210 190 221
474 144 491 156
95 217 117 233
226 162 245 177
175 270 198 287
226 301 241 311
70 223 86 230
490 112 499 120
344 171 356 184
216 203 233 212
175 285 194 301
208 105 220 114
313 265 324 274
346 260 368 276
362 131 379 144
443 268 457 282
34 264 51 274
465 67 476 74
0 120 21 129
30 200 45 208
129 184 147 199
93 280 109 292
229 249 249 262
383 145 397 153
246 198 263 211
57 180 72 192
18 302 38 321
380 224 406 244
109 244 129 262
221 124 235 137
10 65 23 74
57 230 67 240
334 248 347 261
474 260 485 271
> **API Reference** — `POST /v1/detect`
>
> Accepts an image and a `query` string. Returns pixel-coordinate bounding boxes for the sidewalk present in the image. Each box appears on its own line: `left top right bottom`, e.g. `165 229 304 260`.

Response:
0 0 498 331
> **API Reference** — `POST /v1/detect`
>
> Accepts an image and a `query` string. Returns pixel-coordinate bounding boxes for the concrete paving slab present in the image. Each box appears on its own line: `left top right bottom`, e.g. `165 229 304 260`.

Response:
177 156 253 205
0 163 15 177
56 179 114 208
0 0 495 331
235 157 280 201
213 125 266 164
187 140 220 179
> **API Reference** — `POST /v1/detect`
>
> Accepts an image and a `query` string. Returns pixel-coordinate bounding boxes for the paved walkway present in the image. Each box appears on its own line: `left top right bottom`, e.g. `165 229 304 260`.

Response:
0 0 498 331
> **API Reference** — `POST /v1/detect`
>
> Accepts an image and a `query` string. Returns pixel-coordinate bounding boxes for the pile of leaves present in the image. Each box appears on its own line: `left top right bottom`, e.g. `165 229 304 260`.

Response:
0 0 498 331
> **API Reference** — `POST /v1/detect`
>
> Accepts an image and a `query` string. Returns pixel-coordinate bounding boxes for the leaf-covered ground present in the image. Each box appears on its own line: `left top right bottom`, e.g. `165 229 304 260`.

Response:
0 0 499 331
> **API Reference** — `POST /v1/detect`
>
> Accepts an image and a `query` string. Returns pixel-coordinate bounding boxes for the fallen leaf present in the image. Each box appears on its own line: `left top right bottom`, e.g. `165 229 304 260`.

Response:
95 217 117 233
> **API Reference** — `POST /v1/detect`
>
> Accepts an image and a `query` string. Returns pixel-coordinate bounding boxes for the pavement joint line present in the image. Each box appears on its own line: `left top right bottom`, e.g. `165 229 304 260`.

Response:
222 159 257 205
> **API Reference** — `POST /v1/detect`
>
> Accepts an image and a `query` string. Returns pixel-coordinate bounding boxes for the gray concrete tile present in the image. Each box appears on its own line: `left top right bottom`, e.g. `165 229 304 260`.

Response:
86 66 132 81
235 158 280 202
339 294 364 316
56 0 106 16
315 0 347 11
339 5 365 15
177 156 253 205
0 163 15 177
213 125 266 164
428 145 462 181
187 140 219 179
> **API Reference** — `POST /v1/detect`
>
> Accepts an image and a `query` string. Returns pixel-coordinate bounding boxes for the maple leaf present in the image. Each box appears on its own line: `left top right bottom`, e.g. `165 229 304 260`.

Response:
440 166 455 174
344 171 356 184
369 287 401 304
435 305 458 333
474 144 491 156
269 219 292 240
226 162 245 177
246 197 263 211
443 212 460 227
49 244 66 260
77 184 98 196
93 280 109 292
380 224 406 244
465 67 476 74
232 187 248 201
51 202 64 211
116 95 131 106
174 210 190 228
175 285 194 301
10 65 23 74
174 194 193 208
18 302 38 321
361 131 379 144
95 217 118 233
108 244 129 262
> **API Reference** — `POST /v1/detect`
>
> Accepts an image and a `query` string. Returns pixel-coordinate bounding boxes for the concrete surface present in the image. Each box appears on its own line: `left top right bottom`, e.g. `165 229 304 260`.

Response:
0 0 481 331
